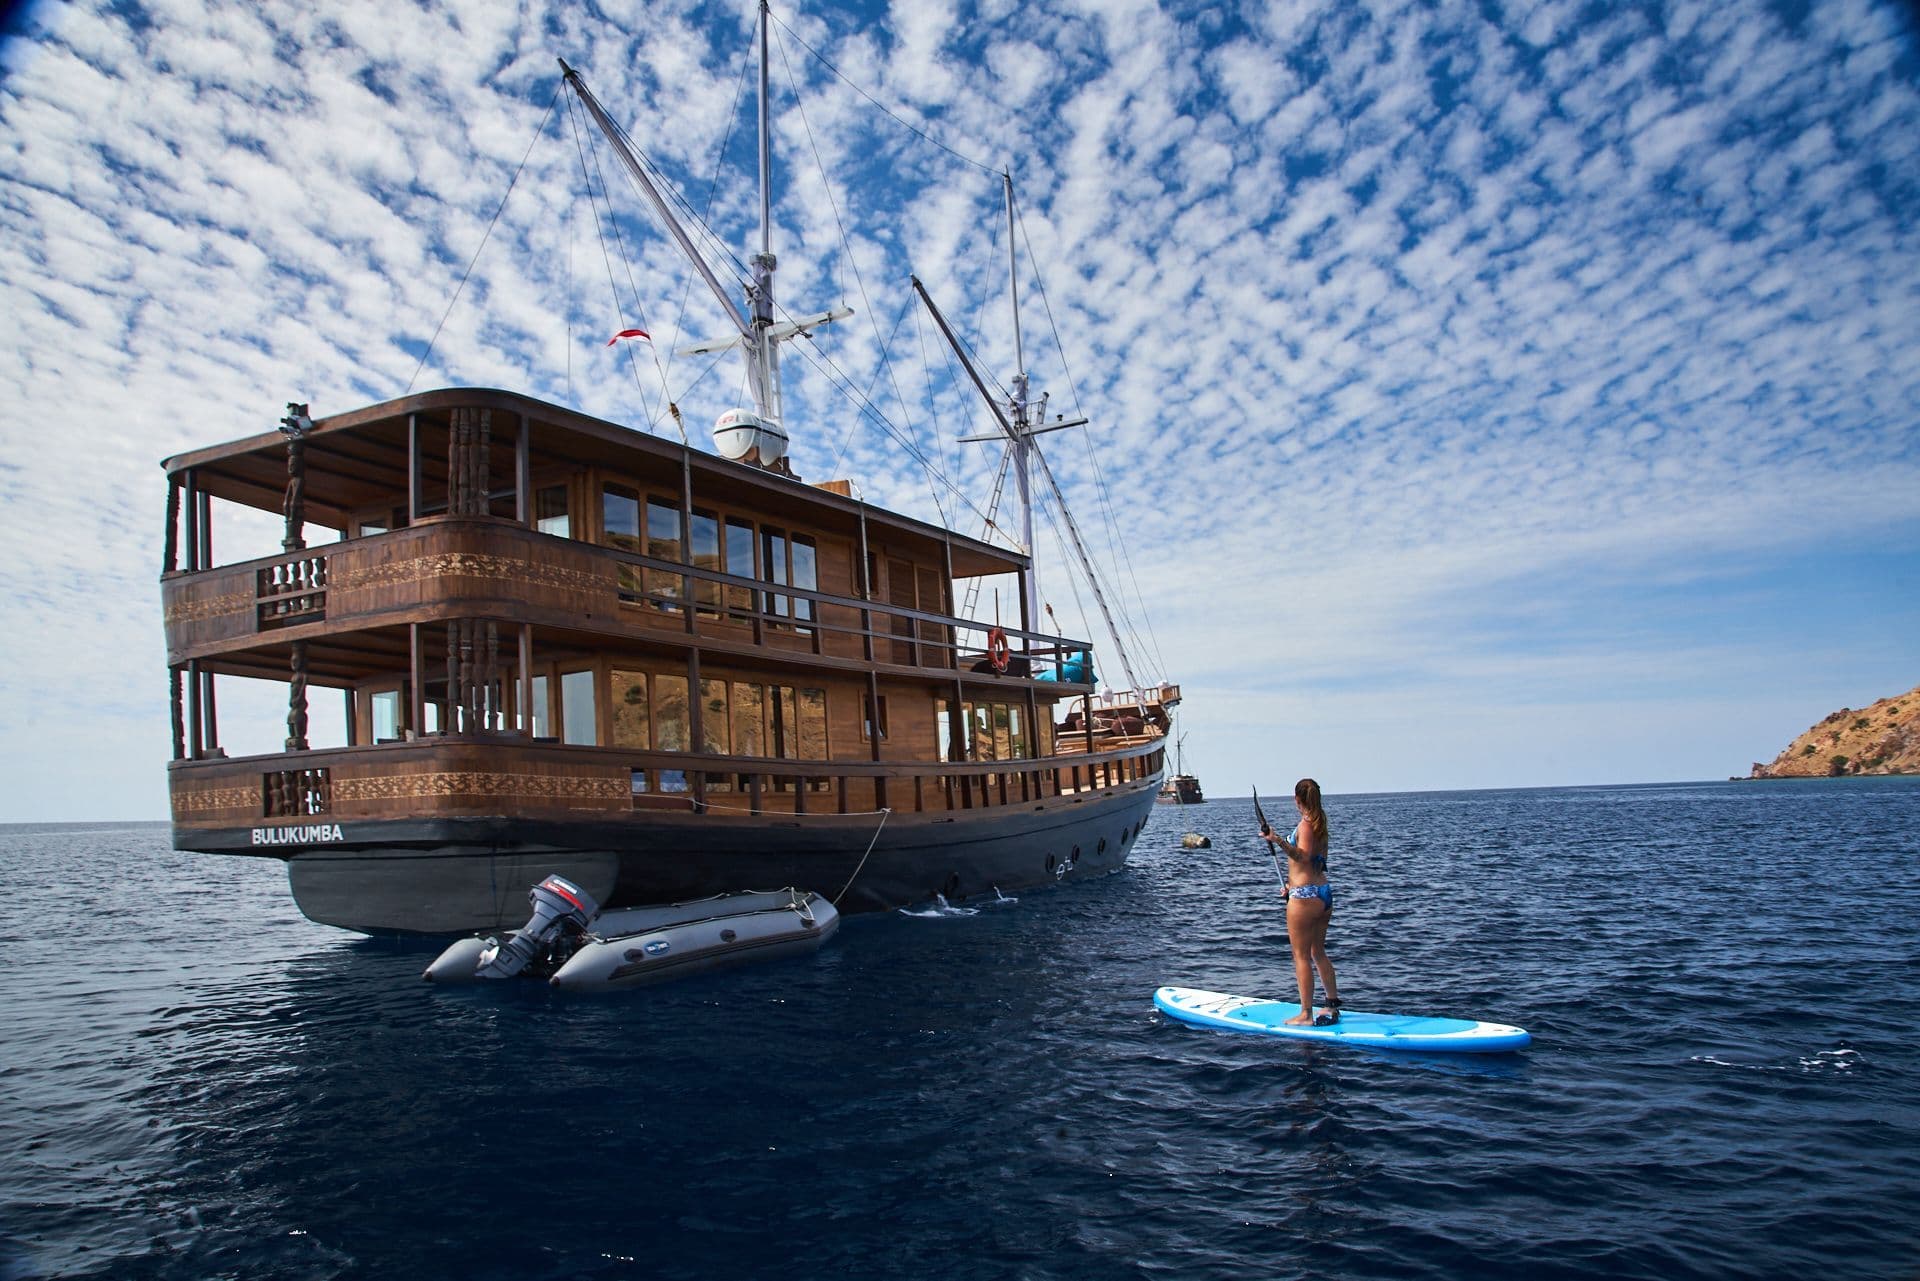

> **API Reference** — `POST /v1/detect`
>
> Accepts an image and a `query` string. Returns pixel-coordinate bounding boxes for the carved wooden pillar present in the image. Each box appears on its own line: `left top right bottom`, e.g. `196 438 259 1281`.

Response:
286 639 310 752
447 407 493 516
279 402 312 552
163 475 181 575
169 666 185 760
448 410 466 515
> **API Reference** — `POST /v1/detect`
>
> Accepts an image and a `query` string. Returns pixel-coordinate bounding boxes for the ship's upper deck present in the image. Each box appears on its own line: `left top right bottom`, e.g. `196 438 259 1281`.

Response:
162 387 1026 581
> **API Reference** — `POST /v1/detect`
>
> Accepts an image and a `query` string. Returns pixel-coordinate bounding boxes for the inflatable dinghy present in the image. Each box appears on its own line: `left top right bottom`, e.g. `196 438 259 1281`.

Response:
424 875 838 992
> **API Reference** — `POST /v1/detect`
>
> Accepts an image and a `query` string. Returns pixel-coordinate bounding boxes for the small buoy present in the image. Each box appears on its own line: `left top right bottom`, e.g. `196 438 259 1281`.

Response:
1181 833 1211 849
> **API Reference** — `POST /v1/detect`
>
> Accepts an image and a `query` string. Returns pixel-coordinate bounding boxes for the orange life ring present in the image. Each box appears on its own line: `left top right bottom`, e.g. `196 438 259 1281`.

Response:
987 626 1011 674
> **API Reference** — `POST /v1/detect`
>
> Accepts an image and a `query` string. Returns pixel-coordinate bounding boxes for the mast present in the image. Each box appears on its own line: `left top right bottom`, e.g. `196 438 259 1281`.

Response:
557 33 849 440
751 0 780 422
1003 172 1039 633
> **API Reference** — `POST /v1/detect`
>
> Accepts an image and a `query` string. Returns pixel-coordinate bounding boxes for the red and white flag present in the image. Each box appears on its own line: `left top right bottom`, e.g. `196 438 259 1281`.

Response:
605 328 651 347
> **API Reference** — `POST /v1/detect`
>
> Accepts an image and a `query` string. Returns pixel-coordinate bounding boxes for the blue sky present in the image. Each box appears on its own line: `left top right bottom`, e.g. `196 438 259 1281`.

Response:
1 0 1917 821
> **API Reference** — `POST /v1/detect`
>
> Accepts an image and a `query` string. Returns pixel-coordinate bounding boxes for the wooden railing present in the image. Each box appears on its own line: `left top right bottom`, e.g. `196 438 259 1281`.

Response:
169 737 1164 829
163 518 1093 684
265 767 331 816
257 554 328 627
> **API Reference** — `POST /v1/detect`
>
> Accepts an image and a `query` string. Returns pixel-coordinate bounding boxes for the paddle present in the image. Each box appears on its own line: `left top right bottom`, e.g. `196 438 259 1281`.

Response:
1250 786 1291 891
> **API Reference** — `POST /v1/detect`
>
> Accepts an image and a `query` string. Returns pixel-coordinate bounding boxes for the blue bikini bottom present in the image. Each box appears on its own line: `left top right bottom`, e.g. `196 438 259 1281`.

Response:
1289 883 1333 909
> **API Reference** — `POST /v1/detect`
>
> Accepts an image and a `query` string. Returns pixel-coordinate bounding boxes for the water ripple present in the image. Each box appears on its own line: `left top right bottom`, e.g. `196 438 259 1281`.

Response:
2 782 1918 1279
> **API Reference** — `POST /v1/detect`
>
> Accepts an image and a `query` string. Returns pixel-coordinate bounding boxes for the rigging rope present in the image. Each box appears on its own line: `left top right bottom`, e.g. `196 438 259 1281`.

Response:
776 23 940 503
406 82 562 395
1014 199 1169 680
833 807 892 906
564 91 669 434
768 10 1002 178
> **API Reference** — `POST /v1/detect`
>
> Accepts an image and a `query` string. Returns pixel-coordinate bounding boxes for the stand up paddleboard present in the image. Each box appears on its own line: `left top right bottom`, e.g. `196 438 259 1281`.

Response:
1155 986 1530 1053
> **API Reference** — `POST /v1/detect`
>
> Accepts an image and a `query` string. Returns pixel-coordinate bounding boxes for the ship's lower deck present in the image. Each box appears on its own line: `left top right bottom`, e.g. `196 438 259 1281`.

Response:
180 772 1161 933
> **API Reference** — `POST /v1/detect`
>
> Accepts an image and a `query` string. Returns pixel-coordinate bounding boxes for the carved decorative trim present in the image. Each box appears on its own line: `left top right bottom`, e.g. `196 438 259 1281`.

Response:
332 771 628 802
164 592 253 625
172 785 258 816
333 553 608 596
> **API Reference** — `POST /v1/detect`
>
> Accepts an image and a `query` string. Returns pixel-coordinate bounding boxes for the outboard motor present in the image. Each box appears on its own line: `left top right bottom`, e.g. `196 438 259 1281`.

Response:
424 875 600 983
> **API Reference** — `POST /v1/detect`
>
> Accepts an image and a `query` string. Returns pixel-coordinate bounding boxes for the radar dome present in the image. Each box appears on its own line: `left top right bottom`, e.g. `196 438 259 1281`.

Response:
713 408 788 466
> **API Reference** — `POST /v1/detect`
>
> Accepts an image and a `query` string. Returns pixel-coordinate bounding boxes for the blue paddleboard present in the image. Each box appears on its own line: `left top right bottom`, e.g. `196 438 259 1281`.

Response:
1154 986 1531 1053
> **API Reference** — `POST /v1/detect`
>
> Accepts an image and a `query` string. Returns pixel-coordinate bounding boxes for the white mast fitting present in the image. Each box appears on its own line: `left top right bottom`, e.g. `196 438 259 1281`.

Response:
557 2 850 468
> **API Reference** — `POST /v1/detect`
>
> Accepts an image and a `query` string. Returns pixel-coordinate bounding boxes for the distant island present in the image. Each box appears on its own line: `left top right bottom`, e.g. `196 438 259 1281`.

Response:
1748 683 1920 778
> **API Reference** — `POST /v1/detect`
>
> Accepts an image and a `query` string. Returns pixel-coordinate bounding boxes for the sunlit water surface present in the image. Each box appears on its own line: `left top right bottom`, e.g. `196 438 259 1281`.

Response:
3 778 1917 1279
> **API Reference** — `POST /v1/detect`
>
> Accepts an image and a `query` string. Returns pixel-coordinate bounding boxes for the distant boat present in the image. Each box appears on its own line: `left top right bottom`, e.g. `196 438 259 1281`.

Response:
1157 732 1204 805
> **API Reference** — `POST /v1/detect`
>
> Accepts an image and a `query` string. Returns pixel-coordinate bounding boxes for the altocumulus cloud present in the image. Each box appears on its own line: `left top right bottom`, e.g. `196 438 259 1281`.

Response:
0 0 1917 816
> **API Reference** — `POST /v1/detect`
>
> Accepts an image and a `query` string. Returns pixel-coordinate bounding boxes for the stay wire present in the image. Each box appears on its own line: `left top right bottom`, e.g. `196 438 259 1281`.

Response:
826 294 915 482
661 48 754 395
1014 197 1169 679
768 9 1002 179
564 91 665 433
574 93 691 441
406 81 562 394
776 23 933 498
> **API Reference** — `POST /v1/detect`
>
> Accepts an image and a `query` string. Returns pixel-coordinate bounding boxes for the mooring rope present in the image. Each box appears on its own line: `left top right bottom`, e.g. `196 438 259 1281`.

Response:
833 807 892 907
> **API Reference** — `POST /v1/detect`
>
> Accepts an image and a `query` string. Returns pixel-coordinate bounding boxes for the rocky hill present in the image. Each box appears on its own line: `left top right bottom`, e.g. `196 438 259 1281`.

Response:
1749 684 1920 778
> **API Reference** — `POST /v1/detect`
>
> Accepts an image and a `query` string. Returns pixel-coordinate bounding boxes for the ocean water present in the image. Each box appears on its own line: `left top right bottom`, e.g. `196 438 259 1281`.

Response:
2 778 1917 1280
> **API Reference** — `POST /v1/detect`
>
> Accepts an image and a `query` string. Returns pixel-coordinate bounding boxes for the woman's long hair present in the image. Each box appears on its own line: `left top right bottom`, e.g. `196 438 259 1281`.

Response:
1295 778 1329 841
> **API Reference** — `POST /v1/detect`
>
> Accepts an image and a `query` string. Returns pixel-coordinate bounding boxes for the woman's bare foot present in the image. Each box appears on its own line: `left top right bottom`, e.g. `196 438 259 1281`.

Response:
1284 1010 1315 1026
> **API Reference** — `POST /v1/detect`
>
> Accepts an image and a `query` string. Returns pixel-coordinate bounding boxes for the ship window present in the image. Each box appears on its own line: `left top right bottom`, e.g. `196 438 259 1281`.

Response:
772 683 799 757
863 694 889 742
528 674 550 738
690 509 721 614
610 669 692 751
732 682 766 757
762 527 790 620
700 679 729 754
766 684 827 764
936 701 952 763
654 674 689 752
645 498 682 611
602 484 642 601
560 669 597 746
797 688 826 759
535 485 570 537
956 702 1026 761
371 689 401 742
725 518 757 619
790 534 817 629
610 670 649 748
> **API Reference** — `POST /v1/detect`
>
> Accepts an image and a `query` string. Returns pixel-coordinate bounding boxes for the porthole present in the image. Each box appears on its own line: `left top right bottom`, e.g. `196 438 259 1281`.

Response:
1098 837 1109 853
1070 844 1081 864
1046 853 1056 872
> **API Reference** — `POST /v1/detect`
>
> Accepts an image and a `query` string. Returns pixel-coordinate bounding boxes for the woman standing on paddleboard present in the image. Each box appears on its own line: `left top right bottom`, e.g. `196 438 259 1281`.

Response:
1263 778 1341 1026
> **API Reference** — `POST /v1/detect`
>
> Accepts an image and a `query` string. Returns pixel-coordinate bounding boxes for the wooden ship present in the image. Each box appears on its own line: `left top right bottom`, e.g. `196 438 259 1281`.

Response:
158 19 1173 935
1156 733 1205 806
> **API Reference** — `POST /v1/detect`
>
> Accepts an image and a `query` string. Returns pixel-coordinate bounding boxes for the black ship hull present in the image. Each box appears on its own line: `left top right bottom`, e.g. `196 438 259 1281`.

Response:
181 776 1161 934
